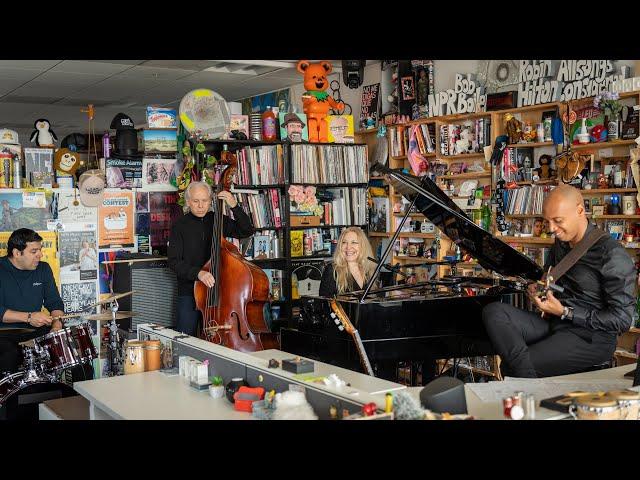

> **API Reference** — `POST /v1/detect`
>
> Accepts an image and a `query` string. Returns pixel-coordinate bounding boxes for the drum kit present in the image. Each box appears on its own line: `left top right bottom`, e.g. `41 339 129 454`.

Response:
0 291 138 416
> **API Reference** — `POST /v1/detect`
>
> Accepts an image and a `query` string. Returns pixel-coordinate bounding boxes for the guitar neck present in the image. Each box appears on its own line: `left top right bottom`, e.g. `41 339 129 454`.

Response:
351 329 374 377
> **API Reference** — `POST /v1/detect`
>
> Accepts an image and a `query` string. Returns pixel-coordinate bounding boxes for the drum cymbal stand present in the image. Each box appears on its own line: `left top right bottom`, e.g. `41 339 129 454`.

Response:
21 345 55 384
106 298 124 376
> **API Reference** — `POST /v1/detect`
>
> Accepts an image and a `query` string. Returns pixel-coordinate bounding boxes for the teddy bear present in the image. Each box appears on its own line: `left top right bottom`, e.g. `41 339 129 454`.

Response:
536 154 555 180
297 60 344 142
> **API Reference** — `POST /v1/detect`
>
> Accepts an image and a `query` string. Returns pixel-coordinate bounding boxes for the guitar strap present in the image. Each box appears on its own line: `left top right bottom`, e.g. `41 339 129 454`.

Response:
548 227 609 282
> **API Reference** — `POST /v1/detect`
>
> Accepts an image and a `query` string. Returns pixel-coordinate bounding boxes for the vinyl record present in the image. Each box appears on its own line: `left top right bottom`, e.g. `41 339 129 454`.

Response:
179 88 231 139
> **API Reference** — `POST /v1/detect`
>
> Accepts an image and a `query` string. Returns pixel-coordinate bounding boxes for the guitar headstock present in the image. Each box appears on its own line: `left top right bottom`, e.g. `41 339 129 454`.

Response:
329 299 355 334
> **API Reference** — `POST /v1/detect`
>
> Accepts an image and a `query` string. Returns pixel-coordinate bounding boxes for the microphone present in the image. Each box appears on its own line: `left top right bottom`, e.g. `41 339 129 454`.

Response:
367 257 407 277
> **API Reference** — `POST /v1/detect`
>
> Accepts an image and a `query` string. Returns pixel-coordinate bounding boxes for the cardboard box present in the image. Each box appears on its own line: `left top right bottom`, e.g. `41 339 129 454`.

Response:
290 215 321 227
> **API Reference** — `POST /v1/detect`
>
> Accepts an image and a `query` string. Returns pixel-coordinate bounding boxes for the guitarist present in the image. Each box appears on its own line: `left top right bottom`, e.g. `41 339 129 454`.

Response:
483 185 637 378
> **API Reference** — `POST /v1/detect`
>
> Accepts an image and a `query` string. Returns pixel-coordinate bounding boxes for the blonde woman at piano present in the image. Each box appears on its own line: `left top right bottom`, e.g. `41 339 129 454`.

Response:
319 227 376 297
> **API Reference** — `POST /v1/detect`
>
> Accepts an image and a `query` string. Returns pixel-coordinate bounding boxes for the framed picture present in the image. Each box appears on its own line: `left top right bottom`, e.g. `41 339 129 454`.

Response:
279 112 308 142
583 199 591 212
401 76 415 101
253 234 272 259
592 205 605 216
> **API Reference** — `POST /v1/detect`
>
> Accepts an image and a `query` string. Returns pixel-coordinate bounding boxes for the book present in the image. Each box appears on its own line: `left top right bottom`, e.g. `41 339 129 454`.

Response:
229 114 249 138
290 230 304 257
327 115 354 143
146 107 177 129
621 106 639 140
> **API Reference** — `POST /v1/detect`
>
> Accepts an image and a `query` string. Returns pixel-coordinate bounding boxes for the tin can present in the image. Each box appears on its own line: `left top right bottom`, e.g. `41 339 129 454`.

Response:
303 233 313 256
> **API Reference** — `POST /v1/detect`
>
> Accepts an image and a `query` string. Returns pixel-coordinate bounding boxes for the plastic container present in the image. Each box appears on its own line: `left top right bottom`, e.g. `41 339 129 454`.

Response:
261 106 277 142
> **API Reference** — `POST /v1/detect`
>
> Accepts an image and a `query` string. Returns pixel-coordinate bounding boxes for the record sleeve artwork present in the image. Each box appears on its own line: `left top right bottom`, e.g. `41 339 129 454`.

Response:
179 89 230 139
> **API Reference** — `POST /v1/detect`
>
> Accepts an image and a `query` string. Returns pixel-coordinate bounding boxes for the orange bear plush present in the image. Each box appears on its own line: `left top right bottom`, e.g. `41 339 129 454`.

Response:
297 60 344 142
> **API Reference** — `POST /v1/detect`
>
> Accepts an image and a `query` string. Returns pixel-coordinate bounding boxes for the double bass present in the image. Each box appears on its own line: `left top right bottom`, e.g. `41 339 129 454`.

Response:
194 147 279 352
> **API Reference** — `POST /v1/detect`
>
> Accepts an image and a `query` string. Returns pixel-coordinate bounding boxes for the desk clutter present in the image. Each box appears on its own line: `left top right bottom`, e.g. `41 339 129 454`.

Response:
540 389 640 420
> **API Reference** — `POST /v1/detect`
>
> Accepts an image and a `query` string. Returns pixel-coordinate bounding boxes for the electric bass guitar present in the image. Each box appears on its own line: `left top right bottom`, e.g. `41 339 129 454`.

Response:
329 299 375 377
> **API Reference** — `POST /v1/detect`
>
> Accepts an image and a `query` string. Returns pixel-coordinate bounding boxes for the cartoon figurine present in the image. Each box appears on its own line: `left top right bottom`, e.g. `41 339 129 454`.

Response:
297 60 344 142
52 148 81 188
536 154 555 180
30 119 58 147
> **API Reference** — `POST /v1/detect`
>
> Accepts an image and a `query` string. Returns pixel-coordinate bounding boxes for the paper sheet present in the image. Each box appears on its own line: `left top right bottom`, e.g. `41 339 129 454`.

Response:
466 378 636 404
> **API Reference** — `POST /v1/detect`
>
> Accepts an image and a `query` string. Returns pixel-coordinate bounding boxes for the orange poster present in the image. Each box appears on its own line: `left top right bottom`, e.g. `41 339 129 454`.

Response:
98 190 134 249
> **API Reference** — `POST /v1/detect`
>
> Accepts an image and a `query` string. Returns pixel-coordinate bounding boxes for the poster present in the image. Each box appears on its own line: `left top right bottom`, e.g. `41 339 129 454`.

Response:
61 281 98 315
0 190 52 232
55 189 97 224
360 83 380 126
98 190 134 249
135 192 149 212
142 157 177 191
326 115 355 143
149 192 181 254
59 224 98 282
0 230 59 286
105 157 143 188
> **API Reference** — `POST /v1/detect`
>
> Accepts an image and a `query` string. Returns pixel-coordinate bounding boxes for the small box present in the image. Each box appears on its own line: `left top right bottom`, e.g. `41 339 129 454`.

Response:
282 357 314 374
290 215 321 227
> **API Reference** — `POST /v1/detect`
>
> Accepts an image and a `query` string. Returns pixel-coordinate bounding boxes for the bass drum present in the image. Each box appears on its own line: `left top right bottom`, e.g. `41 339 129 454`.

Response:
0 372 77 420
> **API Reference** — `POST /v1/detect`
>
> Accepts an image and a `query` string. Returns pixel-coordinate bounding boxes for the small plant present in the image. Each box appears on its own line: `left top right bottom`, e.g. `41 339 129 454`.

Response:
594 91 622 118
211 375 223 386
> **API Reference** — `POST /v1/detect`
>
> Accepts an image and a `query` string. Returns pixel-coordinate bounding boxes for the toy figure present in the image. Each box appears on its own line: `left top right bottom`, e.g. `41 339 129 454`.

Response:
536 154 555 180
30 119 58 147
504 113 523 144
297 60 344 142
52 148 81 188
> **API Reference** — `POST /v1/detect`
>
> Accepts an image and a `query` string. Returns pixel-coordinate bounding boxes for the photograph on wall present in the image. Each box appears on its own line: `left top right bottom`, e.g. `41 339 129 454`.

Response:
142 157 178 191
59 224 98 282
326 115 355 143
106 157 143 188
401 76 415 101
143 129 178 154
0 191 52 232
98 190 134 249
360 83 381 127
135 191 149 213
229 114 249 138
61 281 98 315
279 112 308 142
55 190 98 224
149 192 182 254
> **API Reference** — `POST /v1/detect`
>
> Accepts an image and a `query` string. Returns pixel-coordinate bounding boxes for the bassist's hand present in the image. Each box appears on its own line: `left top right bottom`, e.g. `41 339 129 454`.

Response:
198 271 215 288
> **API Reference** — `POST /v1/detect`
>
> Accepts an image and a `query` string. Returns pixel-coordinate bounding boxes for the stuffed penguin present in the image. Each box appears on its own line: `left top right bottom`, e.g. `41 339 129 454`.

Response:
30 119 58 147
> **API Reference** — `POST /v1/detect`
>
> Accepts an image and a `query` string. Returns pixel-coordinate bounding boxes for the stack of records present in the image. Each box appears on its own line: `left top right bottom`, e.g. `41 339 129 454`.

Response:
250 113 262 141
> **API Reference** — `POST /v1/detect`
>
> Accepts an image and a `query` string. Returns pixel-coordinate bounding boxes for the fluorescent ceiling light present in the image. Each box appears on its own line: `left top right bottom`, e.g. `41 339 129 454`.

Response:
209 60 298 69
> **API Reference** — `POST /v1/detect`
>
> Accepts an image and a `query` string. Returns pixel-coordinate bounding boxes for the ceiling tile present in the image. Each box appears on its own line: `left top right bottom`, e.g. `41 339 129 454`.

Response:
35 71 110 88
0 60 62 70
88 60 146 65
175 71 253 85
2 95 64 105
141 60 215 70
0 79 26 96
116 66 198 81
0 68 44 82
51 61 135 75
10 82 86 98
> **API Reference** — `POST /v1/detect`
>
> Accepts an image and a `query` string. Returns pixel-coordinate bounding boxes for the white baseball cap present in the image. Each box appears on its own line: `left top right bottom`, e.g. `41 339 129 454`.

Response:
78 169 106 207
0 129 19 145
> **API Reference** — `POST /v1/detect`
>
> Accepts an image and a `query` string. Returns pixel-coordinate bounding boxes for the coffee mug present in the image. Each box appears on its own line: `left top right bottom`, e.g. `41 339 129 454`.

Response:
623 195 637 216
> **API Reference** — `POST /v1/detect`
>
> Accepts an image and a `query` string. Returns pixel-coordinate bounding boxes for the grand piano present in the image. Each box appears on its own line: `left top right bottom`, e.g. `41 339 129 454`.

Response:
280 164 545 384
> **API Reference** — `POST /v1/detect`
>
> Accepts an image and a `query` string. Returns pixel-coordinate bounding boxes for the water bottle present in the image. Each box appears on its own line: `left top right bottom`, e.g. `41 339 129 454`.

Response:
103 132 111 158
13 156 21 189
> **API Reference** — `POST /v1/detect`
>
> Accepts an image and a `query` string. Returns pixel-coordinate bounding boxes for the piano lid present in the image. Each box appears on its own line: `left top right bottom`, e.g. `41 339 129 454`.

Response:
382 167 544 281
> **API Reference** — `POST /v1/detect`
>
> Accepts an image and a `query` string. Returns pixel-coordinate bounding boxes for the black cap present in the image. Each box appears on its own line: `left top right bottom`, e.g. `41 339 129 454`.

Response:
110 113 135 130
61 133 88 151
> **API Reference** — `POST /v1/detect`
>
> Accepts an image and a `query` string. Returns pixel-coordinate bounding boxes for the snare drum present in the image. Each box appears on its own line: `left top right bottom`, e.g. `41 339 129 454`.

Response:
569 394 622 420
35 328 80 371
608 390 640 420
124 340 145 375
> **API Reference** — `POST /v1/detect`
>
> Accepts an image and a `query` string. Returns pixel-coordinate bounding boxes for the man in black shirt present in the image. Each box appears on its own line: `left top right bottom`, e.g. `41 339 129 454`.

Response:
0 229 64 373
483 185 637 378
168 181 254 336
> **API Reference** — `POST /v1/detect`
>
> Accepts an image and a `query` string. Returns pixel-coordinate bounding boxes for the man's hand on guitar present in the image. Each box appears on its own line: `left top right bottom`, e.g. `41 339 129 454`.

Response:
198 271 215 288
532 290 564 317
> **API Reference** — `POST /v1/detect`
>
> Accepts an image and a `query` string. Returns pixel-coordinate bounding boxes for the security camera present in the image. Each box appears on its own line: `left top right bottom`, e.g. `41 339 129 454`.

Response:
342 60 366 89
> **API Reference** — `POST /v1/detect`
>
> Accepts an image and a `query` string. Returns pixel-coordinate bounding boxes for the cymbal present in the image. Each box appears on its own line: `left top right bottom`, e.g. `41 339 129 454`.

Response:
89 291 136 308
84 311 140 321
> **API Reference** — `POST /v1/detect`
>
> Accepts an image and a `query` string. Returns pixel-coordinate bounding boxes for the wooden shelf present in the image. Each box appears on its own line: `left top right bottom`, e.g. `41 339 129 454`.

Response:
571 139 637 151
369 232 391 237
438 152 486 160
355 129 378 135
515 180 557 185
629 327 640 334
436 171 491 180
390 155 407 161
289 182 369 187
590 215 640 219
507 141 555 149
397 233 436 239
582 188 637 194
394 256 440 263
369 176 385 180
499 101 562 115
614 349 638 360
498 236 554 245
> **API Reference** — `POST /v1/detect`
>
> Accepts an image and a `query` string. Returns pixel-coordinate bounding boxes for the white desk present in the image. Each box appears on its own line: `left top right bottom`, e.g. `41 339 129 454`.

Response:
406 365 637 420
74 371 251 420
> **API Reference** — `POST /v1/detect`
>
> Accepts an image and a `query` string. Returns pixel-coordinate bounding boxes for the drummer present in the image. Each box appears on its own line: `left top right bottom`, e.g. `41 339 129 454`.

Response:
0 228 64 373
